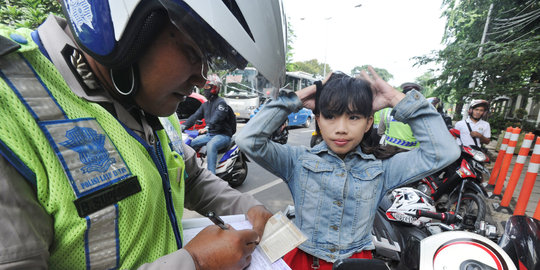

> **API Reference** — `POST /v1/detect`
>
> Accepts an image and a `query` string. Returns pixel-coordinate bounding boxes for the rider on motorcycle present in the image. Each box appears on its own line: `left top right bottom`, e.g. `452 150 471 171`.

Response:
182 75 236 174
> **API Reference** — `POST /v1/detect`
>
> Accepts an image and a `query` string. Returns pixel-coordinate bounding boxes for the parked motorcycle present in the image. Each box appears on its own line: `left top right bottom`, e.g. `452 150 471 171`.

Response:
344 215 537 270
183 129 249 187
414 128 490 228
372 187 497 270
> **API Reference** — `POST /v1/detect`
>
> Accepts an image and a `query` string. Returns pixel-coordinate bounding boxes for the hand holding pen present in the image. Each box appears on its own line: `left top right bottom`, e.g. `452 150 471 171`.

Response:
184 212 260 270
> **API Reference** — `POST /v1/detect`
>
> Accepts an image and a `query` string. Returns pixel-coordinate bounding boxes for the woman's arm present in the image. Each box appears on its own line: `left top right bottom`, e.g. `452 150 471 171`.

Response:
235 92 304 182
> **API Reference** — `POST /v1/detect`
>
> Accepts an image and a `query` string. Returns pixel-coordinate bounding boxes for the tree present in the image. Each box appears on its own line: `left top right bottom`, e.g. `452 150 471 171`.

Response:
290 59 330 77
285 19 296 72
414 0 540 122
1 0 62 28
350 65 393 82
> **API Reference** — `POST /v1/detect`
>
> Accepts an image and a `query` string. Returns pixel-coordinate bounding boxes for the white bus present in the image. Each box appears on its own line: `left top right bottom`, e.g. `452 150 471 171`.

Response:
223 67 273 122
223 68 318 126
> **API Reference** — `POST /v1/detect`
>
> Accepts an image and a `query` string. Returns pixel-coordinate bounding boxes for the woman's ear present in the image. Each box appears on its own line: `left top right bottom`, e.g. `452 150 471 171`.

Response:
365 115 374 133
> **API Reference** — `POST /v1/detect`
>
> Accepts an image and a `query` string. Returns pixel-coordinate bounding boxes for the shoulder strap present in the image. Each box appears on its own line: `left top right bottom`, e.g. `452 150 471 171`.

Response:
465 121 480 147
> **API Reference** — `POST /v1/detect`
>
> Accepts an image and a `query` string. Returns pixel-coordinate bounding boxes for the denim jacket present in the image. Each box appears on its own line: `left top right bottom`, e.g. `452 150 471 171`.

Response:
236 90 460 262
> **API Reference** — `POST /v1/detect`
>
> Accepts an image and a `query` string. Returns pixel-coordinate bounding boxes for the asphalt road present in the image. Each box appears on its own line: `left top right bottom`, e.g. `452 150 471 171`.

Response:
183 124 315 218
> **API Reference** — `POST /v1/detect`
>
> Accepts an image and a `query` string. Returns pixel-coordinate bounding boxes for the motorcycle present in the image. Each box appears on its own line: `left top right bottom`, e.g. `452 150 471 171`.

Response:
340 216 538 270
183 129 249 187
413 128 490 227
371 187 498 270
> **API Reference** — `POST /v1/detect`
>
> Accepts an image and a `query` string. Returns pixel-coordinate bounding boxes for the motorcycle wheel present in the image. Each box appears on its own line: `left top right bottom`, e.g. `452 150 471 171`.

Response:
228 155 248 188
446 192 486 229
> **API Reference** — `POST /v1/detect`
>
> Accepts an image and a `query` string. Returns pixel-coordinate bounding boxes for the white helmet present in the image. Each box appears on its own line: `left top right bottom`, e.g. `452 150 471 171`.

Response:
61 0 286 90
419 231 517 270
386 187 436 227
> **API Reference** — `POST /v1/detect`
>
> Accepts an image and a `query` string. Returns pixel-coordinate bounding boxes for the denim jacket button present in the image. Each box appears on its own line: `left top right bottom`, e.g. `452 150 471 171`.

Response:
330 225 338 231
333 200 343 207
329 247 336 252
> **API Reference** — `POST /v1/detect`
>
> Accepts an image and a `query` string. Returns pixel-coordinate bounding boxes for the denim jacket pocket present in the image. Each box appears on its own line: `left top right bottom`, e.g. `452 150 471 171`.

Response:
300 159 334 192
350 165 383 201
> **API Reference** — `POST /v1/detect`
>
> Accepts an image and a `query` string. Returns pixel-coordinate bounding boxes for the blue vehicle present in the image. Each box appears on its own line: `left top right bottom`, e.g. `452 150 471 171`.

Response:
250 99 314 128
288 107 314 128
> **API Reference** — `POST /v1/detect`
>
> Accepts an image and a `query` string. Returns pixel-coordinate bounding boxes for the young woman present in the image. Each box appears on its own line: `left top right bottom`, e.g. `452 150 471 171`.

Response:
236 67 460 269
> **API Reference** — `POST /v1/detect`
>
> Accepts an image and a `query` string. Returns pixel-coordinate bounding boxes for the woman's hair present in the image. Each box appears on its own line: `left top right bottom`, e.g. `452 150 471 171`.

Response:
314 72 404 159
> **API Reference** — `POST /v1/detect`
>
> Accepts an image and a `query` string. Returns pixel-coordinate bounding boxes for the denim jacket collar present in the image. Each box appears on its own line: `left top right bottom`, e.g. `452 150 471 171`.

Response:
310 142 377 161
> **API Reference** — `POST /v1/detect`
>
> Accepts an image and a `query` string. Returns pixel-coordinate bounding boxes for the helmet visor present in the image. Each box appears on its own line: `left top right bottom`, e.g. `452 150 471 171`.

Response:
158 0 248 72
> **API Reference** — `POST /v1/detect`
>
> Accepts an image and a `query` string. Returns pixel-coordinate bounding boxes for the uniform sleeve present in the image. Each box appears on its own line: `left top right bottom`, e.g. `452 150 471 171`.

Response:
182 142 262 215
0 155 53 269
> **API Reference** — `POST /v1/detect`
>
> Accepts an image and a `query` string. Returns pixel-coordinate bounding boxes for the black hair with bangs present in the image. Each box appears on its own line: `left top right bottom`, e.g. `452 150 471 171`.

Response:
316 72 373 118
314 72 405 159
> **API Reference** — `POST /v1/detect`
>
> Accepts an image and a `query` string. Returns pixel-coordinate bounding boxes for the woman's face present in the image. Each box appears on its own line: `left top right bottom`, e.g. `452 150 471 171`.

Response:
316 113 373 159
135 23 207 116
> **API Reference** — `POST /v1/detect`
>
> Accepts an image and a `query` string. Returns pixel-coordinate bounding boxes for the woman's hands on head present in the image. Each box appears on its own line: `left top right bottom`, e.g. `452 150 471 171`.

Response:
357 66 405 111
296 72 332 110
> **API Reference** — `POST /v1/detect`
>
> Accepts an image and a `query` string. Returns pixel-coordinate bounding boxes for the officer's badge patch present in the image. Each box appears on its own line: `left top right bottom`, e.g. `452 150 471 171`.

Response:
60 126 115 174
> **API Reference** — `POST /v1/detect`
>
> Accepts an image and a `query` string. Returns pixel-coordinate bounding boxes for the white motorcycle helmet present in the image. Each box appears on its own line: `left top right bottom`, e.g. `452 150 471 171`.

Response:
420 231 517 270
386 187 436 227
60 0 286 95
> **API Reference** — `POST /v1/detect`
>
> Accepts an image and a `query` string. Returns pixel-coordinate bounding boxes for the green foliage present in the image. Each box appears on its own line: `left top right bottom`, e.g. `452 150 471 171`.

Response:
415 0 540 109
1 0 63 28
514 108 528 120
350 65 393 82
290 59 330 78
286 19 296 72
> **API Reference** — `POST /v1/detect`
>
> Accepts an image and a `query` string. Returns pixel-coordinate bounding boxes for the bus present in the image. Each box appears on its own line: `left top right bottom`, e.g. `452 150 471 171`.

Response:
224 68 318 127
223 67 273 122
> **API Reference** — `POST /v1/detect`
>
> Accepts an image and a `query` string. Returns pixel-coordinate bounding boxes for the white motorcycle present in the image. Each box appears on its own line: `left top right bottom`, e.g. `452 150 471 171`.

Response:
182 129 248 187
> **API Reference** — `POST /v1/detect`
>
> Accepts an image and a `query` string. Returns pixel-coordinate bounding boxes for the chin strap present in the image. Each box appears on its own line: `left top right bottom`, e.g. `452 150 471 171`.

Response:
110 64 140 98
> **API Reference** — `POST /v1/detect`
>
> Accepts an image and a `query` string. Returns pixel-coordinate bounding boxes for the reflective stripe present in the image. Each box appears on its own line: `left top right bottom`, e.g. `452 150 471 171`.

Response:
385 135 418 147
85 205 119 270
0 53 66 121
1 53 120 269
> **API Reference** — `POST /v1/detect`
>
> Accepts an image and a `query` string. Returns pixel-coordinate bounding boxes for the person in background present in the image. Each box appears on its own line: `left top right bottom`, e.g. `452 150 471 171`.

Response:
236 67 460 269
454 99 491 149
0 0 286 269
182 75 236 174
427 97 453 129
374 82 422 150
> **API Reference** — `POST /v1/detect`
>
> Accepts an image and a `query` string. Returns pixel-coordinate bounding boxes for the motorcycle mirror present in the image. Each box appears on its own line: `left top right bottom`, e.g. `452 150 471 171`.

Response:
449 128 461 138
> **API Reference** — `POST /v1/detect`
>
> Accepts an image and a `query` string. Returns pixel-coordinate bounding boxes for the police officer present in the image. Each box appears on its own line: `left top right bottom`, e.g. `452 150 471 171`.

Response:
374 82 422 150
0 1 285 269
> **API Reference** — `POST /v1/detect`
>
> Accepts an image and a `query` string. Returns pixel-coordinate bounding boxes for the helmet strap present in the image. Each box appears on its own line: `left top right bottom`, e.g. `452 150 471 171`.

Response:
110 65 139 98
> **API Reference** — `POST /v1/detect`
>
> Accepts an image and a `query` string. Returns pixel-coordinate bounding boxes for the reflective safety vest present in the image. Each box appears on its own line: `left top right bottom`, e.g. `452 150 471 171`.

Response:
377 108 419 149
0 26 186 269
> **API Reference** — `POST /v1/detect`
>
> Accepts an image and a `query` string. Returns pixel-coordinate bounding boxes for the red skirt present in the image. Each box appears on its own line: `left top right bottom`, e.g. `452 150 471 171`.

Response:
283 247 372 270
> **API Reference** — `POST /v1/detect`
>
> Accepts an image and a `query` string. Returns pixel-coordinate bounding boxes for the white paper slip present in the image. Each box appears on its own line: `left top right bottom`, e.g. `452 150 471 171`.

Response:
258 212 307 263
181 214 292 270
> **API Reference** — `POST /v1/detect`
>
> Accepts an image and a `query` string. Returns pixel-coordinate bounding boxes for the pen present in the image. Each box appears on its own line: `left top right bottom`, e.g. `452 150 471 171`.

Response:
206 211 228 230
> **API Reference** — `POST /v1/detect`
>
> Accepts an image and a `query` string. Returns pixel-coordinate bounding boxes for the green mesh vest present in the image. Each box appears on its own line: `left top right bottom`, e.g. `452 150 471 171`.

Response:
377 107 419 149
0 26 186 269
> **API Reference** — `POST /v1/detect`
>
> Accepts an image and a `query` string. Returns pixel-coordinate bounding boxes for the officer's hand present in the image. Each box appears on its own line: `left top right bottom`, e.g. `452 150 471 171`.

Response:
198 128 207 135
184 225 259 270
246 205 273 238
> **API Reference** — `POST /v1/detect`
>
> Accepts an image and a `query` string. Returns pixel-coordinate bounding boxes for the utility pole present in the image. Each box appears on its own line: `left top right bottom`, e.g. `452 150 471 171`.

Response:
463 3 494 119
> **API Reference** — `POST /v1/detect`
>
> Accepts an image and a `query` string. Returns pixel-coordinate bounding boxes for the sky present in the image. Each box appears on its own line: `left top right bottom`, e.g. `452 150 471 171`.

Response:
282 0 447 86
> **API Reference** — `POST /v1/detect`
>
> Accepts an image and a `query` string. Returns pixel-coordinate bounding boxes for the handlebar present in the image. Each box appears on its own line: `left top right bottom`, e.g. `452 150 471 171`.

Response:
415 210 461 225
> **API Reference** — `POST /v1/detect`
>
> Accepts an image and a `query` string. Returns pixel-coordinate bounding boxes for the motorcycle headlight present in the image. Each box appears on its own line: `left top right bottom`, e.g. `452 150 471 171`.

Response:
470 149 487 162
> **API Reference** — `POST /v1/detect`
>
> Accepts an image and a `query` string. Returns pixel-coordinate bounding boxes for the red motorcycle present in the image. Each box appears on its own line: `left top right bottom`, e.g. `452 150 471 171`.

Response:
414 128 490 230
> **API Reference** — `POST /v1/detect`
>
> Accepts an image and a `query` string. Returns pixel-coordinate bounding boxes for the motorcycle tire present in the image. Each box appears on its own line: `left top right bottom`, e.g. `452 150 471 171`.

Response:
446 192 486 229
228 155 248 188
